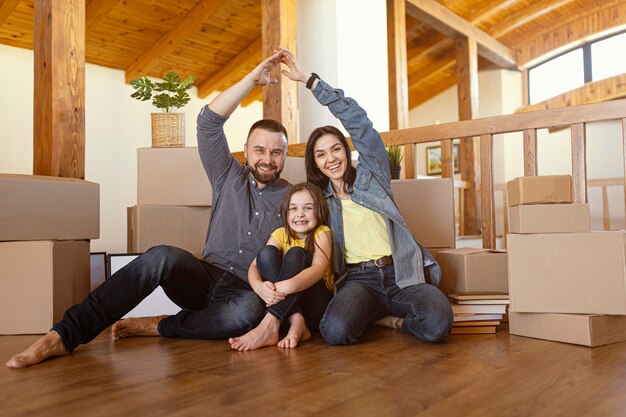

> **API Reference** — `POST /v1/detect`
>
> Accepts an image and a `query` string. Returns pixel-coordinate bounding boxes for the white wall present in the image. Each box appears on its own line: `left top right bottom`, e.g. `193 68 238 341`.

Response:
0 44 262 253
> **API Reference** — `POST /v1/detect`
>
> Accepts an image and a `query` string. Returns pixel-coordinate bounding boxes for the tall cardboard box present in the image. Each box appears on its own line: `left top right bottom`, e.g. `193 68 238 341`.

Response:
137 147 212 206
0 174 99 241
507 175 572 207
391 179 455 249
0 241 90 334
127 205 211 258
509 312 626 347
508 203 590 234
508 232 626 314
437 247 508 294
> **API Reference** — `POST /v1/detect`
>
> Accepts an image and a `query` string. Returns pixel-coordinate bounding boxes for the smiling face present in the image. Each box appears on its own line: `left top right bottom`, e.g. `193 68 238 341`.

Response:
287 190 318 239
244 128 287 187
312 134 348 187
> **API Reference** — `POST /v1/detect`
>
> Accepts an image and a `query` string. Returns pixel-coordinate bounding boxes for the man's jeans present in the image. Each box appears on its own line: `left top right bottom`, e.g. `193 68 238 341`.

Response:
52 245 265 351
319 265 453 345
256 246 332 331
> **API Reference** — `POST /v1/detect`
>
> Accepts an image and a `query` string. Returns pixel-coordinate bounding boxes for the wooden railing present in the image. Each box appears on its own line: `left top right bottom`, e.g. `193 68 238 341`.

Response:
234 99 626 249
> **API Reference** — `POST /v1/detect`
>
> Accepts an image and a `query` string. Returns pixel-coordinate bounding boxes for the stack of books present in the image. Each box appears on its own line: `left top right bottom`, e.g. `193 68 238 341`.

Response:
449 293 509 334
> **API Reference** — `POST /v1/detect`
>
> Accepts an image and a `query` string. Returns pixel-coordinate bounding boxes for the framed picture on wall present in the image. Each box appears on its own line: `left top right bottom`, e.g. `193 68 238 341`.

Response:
426 144 460 175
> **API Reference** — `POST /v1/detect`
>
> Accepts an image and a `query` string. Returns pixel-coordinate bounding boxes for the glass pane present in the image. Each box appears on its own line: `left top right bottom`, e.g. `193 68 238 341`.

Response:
592 32 626 81
529 49 585 104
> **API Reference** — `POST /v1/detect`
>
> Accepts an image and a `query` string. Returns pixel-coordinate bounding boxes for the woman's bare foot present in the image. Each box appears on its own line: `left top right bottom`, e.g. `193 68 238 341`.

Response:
277 313 311 349
6 331 69 369
228 314 280 351
111 315 168 338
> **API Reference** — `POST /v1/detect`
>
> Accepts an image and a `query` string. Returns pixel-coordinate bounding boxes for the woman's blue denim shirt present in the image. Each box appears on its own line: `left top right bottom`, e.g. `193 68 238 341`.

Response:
311 79 442 289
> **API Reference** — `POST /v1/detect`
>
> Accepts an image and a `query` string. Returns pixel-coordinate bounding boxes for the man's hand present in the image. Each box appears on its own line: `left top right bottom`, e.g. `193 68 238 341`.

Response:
254 281 286 307
278 47 311 84
249 50 283 86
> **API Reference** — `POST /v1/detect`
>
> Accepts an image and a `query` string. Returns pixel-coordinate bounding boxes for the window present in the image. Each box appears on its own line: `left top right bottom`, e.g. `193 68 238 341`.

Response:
591 32 626 82
529 49 585 104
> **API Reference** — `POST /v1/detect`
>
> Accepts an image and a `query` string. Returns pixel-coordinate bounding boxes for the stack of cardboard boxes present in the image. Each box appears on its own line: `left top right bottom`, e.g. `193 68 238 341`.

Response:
507 175 626 347
0 174 99 334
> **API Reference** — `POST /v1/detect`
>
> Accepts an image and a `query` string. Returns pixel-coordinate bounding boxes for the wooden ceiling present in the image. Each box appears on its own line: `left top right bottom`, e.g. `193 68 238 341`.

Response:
1 0 624 109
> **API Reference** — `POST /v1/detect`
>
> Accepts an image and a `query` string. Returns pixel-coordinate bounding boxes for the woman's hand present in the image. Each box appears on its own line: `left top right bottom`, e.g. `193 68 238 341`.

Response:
253 280 286 306
278 47 311 84
249 49 284 86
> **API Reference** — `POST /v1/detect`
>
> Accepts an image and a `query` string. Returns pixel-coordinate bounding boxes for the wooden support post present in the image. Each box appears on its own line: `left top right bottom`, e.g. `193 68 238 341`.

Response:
456 36 481 235
480 133 496 249
571 123 587 204
261 0 298 144
33 0 85 179
387 0 414 178
523 128 537 176
440 139 453 178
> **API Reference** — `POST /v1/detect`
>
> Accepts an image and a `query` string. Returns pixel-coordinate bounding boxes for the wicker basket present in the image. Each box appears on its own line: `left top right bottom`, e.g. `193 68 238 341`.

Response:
151 113 185 147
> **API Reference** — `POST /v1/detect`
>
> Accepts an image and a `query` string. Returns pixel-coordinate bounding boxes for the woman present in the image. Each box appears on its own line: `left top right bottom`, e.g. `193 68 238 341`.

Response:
280 48 453 345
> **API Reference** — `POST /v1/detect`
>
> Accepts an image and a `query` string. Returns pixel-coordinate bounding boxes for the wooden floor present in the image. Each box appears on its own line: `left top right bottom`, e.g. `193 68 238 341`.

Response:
2 327 626 417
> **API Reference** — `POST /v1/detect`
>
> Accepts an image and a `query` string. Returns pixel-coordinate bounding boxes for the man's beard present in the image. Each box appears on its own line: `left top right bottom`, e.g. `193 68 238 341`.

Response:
249 162 281 184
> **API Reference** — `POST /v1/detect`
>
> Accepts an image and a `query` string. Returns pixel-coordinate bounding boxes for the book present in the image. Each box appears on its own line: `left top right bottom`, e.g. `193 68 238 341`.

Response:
451 326 497 335
453 320 501 327
454 299 510 305
453 314 503 322
451 304 507 315
448 293 509 301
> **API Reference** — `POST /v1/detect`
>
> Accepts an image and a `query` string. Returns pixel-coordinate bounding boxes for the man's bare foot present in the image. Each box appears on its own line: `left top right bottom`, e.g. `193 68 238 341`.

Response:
6 331 69 369
277 313 311 349
111 315 168 338
228 314 280 351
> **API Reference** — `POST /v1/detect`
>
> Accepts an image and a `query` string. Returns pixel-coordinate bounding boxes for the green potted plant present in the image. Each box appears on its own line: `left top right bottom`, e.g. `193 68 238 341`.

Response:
130 71 196 148
386 145 403 179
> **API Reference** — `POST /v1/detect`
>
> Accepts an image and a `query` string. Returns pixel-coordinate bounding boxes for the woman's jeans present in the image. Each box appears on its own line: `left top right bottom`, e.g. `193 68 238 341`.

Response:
319 264 453 345
52 245 266 351
256 246 332 330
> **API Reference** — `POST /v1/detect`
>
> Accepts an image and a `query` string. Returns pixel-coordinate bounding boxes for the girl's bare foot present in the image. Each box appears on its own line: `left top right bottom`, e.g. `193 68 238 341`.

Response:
6 331 69 369
278 313 311 349
229 314 280 351
111 315 168 338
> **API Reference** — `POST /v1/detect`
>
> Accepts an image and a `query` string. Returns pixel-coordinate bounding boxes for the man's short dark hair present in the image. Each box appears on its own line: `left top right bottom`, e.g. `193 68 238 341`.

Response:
247 119 288 143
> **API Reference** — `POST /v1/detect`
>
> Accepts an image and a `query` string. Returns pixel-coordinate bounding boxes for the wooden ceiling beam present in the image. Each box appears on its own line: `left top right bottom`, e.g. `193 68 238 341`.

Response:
409 55 456 87
125 0 231 83
489 0 578 38
196 38 262 98
409 76 456 108
86 0 117 31
405 0 517 69
0 0 20 27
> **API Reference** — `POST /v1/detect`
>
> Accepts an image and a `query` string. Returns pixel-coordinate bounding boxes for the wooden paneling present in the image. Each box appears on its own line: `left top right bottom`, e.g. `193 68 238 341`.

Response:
387 0 414 179
261 0 297 144
86 0 117 31
0 0 20 28
33 0 85 179
405 0 517 69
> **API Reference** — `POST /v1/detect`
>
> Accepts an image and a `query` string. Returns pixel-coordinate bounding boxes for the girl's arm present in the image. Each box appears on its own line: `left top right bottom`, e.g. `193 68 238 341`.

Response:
248 236 286 305
274 230 332 295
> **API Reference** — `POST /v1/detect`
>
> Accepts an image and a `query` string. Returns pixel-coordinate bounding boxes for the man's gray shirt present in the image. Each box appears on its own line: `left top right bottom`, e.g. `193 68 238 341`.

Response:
197 106 290 282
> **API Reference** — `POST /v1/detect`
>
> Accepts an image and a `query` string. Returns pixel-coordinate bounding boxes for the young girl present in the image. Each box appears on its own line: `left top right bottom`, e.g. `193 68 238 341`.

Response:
228 182 334 351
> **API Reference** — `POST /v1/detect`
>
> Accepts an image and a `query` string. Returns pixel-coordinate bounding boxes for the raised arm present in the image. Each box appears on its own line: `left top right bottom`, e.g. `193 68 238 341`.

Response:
280 48 390 181
197 51 284 192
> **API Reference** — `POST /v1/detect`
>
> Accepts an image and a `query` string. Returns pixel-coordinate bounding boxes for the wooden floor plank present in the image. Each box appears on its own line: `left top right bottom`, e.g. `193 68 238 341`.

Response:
2 328 626 416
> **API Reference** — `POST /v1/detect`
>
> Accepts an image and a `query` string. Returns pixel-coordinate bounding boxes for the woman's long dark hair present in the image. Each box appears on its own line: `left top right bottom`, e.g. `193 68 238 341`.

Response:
280 182 332 265
305 126 356 194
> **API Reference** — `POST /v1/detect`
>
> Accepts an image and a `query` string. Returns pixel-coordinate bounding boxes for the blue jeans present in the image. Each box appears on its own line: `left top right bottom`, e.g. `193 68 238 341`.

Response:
319 265 453 345
256 246 332 331
52 245 265 351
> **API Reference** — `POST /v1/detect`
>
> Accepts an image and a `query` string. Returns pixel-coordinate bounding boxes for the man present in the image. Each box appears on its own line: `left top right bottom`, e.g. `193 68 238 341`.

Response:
6 51 291 368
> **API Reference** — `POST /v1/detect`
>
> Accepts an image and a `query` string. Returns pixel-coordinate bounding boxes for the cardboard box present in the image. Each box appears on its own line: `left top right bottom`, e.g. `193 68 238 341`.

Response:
137 147 212 206
508 232 626 314
437 247 508 293
0 241 90 334
0 174 99 241
509 311 626 347
391 179 455 249
507 175 572 207
127 205 211 258
508 203 590 234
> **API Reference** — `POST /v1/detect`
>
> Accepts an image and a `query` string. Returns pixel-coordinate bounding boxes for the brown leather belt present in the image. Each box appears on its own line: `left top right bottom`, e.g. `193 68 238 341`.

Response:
347 255 393 269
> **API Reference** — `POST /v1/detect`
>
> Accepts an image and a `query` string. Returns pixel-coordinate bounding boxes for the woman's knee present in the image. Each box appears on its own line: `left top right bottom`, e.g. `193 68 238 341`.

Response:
405 285 453 343
320 313 357 346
